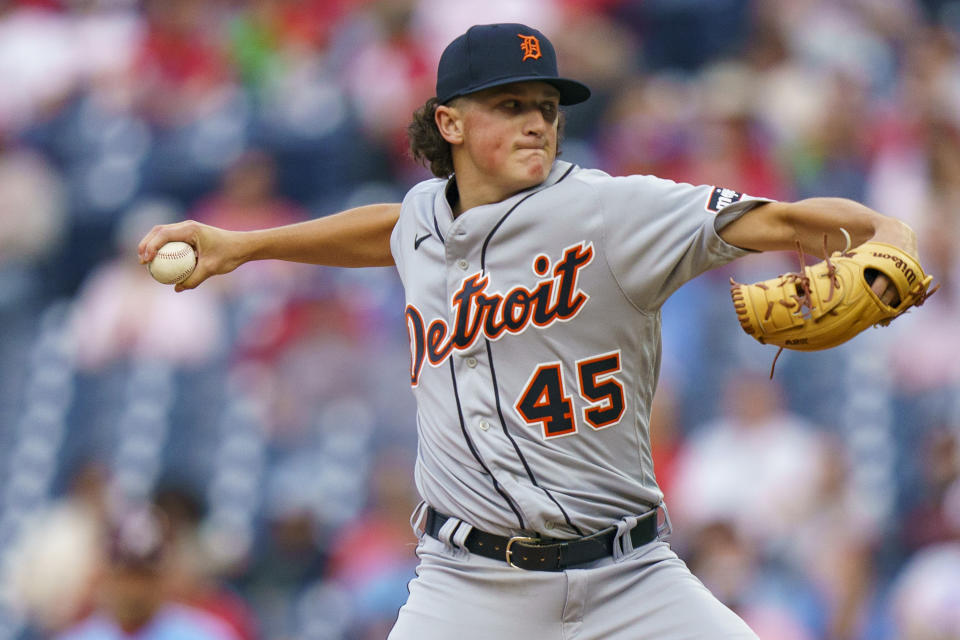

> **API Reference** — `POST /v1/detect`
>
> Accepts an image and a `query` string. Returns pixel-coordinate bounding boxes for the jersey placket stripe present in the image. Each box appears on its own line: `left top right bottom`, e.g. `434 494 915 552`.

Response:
485 339 585 537
480 163 575 271
476 162 583 536
448 359 526 530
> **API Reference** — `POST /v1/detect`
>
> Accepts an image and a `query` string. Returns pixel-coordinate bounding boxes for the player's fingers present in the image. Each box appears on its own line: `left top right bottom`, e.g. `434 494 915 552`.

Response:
138 221 200 264
137 226 161 263
870 273 900 306
138 223 177 263
174 245 230 292
173 272 205 292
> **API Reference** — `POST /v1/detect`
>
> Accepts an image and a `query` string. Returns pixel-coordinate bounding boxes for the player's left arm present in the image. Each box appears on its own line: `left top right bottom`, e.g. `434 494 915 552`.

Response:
719 197 917 257
719 197 918 303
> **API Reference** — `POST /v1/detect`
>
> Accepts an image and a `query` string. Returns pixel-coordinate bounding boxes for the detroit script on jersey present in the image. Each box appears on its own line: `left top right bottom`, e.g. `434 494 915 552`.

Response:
405 243 594 386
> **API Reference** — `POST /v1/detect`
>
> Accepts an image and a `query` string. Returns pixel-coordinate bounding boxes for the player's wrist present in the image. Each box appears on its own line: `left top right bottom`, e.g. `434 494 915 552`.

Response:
234 228 277 265
870 217 918 259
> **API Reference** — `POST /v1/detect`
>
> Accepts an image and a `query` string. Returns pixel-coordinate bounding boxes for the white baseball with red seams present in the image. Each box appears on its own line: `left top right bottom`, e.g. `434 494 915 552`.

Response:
148 241 197 285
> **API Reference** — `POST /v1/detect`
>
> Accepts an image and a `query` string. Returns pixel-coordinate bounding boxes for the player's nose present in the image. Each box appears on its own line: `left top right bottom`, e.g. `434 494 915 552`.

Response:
521 107 550 136
522 117 549 141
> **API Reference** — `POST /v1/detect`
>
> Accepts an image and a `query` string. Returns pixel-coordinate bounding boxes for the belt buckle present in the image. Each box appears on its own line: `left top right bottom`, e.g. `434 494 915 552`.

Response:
505 536 539 569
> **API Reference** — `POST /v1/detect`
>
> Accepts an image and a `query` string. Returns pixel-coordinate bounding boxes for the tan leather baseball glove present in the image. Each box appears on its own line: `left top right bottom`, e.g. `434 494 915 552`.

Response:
730 238 937 372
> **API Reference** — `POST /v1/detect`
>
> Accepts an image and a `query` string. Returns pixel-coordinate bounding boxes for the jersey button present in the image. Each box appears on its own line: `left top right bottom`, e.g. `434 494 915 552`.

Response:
465 356 478 368
456 259 469 270
479 419 490 431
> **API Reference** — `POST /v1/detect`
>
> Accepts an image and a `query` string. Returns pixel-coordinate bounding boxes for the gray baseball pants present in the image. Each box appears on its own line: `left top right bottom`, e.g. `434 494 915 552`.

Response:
388 521 759 640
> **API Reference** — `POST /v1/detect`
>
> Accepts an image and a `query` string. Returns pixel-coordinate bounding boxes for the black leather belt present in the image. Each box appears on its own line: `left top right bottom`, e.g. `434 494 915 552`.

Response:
424 506 659 572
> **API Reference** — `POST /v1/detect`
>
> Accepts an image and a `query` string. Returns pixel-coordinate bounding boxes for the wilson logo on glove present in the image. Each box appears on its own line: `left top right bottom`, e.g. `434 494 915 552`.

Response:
871 252 918 284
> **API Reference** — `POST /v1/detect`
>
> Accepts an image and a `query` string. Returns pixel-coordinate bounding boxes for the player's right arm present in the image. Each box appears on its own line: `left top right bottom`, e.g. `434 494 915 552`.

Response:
137 203 401 291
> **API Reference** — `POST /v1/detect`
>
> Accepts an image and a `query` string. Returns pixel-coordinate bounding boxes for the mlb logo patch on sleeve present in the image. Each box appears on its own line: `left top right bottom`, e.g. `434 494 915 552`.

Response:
706 187 743 213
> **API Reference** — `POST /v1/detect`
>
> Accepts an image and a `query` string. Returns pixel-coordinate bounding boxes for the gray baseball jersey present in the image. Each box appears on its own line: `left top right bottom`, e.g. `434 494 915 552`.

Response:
390 160 766 539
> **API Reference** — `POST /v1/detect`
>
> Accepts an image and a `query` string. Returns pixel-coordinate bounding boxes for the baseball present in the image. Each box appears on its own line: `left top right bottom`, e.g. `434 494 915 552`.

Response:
148 241 197 285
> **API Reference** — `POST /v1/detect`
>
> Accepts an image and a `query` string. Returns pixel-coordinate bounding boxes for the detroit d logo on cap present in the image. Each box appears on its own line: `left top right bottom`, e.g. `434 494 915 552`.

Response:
518 34 542 61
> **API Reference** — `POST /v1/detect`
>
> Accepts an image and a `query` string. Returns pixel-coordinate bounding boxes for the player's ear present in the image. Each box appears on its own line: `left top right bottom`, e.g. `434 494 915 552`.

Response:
435 103 465 145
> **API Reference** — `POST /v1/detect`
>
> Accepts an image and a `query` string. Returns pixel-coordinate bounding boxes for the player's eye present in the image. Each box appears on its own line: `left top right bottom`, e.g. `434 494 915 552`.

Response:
540 103 558 123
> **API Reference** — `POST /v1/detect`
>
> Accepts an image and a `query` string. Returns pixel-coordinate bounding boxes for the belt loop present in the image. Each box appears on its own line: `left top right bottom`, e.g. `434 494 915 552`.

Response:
612 515 639 562
451 519 473 551
657 502 673 541
410 501 429 538
438 515 460 544
438 515 469 556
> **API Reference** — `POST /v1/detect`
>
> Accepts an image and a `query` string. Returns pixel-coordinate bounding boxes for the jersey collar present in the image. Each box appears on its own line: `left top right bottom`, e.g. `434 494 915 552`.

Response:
434 160 576 240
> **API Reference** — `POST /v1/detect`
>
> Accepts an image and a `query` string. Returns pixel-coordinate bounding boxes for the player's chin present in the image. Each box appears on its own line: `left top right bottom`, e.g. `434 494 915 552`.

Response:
514 150 553 182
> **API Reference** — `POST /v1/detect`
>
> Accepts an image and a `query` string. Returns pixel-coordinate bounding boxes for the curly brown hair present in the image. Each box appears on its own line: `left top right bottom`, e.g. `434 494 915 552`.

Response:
407 96 566 179
408 97 453 178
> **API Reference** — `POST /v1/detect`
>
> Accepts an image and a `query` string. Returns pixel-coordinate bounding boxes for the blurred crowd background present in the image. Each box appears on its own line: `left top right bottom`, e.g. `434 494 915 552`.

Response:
1 0 959 638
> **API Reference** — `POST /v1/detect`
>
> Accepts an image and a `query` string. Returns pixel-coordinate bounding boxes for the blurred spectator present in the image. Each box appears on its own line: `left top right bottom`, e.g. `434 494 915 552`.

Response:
901 429 960 551
549 7 636 106
0 4 74 133
0 139 67 301
153 485 259 640
611 0 753 72
131 0 232 126
682 61 792 201
338 1 432 163
670 372 829 548
325 447 419 636
54 506 241 640
595 74 695 179
192 149 306 233
239 506 328 639
69 198 226 370
788 437 881 640
761 0 909 84
685 521 824 640
889 500 960 640
742 13 830 152
188 149 325 379
7 461 110 634
790 71 876 201
0 1 140 133
866 30 960 235
191 149 312 302
226 0 354 91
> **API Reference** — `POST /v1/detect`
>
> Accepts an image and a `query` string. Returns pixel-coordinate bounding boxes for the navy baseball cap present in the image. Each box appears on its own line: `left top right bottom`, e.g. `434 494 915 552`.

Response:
436 23 591 106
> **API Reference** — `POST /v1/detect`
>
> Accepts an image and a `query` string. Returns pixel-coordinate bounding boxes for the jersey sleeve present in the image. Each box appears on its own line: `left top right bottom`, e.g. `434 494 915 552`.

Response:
389 198 407 276
591 172 772 311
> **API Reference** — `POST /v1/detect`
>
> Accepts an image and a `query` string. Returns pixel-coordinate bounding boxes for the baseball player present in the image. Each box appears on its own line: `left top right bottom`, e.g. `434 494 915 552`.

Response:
140 23 920 639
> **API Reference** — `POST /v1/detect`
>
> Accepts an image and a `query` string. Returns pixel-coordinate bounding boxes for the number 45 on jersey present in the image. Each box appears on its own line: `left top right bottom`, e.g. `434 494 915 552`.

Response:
515 350 625 439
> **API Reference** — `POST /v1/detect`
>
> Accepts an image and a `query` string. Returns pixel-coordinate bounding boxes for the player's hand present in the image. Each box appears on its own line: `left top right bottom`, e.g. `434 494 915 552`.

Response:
869 218 919 306
138 220 245 292
870 273 898 306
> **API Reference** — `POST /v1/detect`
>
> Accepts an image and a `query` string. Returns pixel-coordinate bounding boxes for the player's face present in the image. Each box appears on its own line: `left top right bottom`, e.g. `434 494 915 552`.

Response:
452 82 561 202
